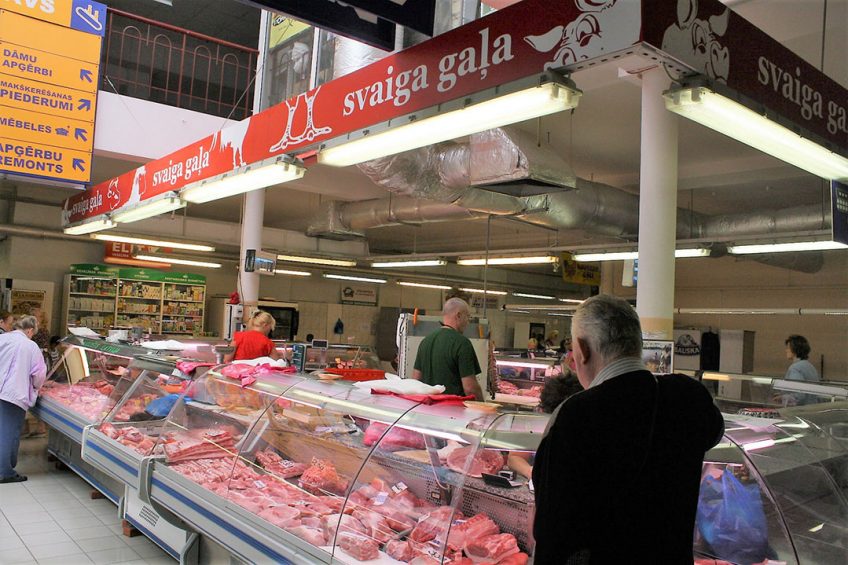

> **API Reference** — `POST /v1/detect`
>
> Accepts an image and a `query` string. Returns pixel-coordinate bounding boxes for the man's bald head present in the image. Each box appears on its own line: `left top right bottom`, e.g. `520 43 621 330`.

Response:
442 298 471 332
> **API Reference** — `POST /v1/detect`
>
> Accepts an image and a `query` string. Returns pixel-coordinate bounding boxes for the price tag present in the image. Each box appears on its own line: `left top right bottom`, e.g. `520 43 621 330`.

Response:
391 482 408 494
373 492 389 506
254 480 267 489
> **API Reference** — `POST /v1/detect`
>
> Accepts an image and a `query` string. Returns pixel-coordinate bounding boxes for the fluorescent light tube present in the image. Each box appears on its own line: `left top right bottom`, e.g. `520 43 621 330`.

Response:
559 298 584 304
64 217 116 235
496 360 550 370
459 287 507 295
91 233 214 252
458 256 557 266
728 241 848 254
665 86 848 180
573 249 710 261
274 269 311 276
277 254 357 267
113 195 185 223
134 255 222 268
513 292 555 300
397 281 452 290
573 251 638 262
181 160 305 203
371 259 446 268
323 274 387 284
319 79 581 167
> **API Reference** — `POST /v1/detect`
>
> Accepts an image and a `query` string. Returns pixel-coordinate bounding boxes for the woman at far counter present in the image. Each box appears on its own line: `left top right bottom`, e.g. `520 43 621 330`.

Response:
508 370 583 479
224 311 281 362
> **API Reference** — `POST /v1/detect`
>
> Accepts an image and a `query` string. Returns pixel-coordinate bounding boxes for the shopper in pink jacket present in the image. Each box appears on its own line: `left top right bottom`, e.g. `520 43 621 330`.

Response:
0 315 47 483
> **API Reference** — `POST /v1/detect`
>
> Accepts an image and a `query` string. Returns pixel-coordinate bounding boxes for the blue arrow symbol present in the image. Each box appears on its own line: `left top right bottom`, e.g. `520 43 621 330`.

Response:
77 99 91 111
74 128 88 141
73 158 85 172
79 69 93 83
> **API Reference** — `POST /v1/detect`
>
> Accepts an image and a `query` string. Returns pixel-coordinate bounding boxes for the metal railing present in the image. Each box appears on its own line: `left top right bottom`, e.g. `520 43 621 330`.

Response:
101 8 258 121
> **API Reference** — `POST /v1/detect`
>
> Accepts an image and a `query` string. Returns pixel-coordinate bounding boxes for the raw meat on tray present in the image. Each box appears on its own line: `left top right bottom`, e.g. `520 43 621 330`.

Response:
446 513 499 551
299 458 349 496
410 507 464 543
352 507 397 543
337 531 380 561
445 447 505 478
162 429 236 463
286 525 327 546
363 421 426 451
255 449 307 478
465 533 520 563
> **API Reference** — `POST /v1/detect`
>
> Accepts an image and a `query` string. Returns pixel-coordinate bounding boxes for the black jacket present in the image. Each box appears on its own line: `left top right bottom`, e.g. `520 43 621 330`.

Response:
532 370 724 564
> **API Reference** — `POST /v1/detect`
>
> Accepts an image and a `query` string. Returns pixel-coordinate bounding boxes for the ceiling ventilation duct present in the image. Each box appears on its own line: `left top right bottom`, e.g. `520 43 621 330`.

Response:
468 127 578 196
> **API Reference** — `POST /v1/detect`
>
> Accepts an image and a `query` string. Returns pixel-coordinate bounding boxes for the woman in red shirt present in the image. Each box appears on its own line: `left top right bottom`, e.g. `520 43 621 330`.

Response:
224 311 281 361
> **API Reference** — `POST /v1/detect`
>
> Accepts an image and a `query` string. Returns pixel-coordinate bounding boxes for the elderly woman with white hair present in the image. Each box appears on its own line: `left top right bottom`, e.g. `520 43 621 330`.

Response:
0 315 47 483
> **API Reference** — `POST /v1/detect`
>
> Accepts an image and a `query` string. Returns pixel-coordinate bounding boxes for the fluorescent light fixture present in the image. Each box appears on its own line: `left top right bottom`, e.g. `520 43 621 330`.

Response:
702 372 731 382
559 298 584 304
91 233 214 252
512 292 555 300
277 254 357 267
742 439 776 452
809 524 825 533
573 248 710 261
728 241 848 254
459 287 508 295
397 281 452 290
112 194 185 223
665 86 848 180
371 259 446 268
496 360 550 370
573 251 637 262
458 255 557 266
548 312 573 317
181 158 305 204
323 274 387 284
134 255 222 268
319 76 581 167
64 217 116 235
274 269 311 276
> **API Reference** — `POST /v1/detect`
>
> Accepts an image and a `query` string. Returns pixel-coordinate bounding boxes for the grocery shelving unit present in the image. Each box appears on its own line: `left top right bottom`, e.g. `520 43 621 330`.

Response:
64 265 207 336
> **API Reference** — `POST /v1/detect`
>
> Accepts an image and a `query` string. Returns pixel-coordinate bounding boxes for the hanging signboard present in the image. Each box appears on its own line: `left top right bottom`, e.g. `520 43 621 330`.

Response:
0 0 106 36
561 253 601 286
0 43 100 93
70 263 119 277
64 0 643 223
832 181 848 246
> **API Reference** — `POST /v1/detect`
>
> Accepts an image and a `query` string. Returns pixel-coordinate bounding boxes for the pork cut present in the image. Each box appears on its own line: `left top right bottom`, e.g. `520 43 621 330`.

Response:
321 513 366 542
299 458 349 496
464 533 520 563
385 539 416 562
286 525 327 546
363 421 426 451
257 505 301 528
445 447 505 478
410 507 463 543
352 508 397 543
446 513 499 550
336 531 380 561
255 449 307 478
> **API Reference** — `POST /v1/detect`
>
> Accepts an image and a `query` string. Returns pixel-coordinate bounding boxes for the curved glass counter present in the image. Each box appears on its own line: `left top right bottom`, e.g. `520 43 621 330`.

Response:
148 368 537 564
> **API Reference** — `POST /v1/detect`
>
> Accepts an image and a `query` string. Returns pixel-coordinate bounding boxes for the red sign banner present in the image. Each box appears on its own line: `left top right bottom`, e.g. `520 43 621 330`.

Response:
641 0 848 151
64 0 642 224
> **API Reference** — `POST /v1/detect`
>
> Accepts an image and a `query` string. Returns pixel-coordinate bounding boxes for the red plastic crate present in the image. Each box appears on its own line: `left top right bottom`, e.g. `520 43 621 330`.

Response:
325 368 385 382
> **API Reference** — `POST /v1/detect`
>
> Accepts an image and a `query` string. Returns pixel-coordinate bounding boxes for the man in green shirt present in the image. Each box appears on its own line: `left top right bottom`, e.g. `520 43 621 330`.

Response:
412 298 484 400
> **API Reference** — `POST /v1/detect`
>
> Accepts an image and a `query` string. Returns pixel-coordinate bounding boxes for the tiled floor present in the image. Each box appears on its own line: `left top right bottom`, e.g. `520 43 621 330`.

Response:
0 436 174 565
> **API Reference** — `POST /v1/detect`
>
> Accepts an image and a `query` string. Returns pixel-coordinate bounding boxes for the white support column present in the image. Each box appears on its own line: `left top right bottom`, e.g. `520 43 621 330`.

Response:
636 68 678 339
239 191 264 315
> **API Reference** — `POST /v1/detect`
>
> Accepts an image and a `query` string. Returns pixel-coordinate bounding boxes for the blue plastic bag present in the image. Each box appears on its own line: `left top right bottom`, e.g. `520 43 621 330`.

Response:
696 468 769 564
145 393 182 417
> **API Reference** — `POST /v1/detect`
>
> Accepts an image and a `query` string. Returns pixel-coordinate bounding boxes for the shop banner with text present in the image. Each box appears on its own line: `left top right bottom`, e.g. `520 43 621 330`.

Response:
64 0 642 224
641 0 848 151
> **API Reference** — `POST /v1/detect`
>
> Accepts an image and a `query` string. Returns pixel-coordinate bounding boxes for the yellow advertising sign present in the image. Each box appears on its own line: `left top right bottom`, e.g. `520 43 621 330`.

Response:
0 10 101 63
0 73 96 121
561 253 602 286
0 105 92 150
0 42 98 92
0 136 91 181
269 14 311 50
0 0 106 36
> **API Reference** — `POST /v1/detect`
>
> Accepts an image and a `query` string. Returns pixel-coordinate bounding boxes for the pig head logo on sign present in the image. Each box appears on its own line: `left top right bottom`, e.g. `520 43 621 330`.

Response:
662 0 730 83
212 120 250 169
524 0 638 69
269 85 333 153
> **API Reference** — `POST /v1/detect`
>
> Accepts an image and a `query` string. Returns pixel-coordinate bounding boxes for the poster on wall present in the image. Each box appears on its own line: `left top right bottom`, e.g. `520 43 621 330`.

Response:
10 289 45 316
340 286 378 305
642 340 674 374
673 330 703 371
832 180 848 246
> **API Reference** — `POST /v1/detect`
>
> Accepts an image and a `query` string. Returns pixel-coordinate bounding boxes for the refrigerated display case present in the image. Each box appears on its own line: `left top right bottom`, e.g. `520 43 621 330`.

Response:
277 343 383 372
146 368 540 564
700 370 848 413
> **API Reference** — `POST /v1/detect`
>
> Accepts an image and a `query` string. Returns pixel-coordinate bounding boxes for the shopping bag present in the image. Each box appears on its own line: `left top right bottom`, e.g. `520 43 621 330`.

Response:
697 468 769 564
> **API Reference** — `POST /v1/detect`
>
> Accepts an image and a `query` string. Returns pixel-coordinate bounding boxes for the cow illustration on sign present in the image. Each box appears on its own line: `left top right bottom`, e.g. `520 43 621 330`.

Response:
269 85 333 153
524 0 639 70
211 120 250 169
106 177 121 210
126 166 147 208
661 0 730 83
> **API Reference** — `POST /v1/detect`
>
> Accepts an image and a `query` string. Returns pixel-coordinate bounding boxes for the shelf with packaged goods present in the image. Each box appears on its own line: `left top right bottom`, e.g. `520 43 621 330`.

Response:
163 314 203 318
69 292 118 298
118 295 163 301
163 299 204 303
